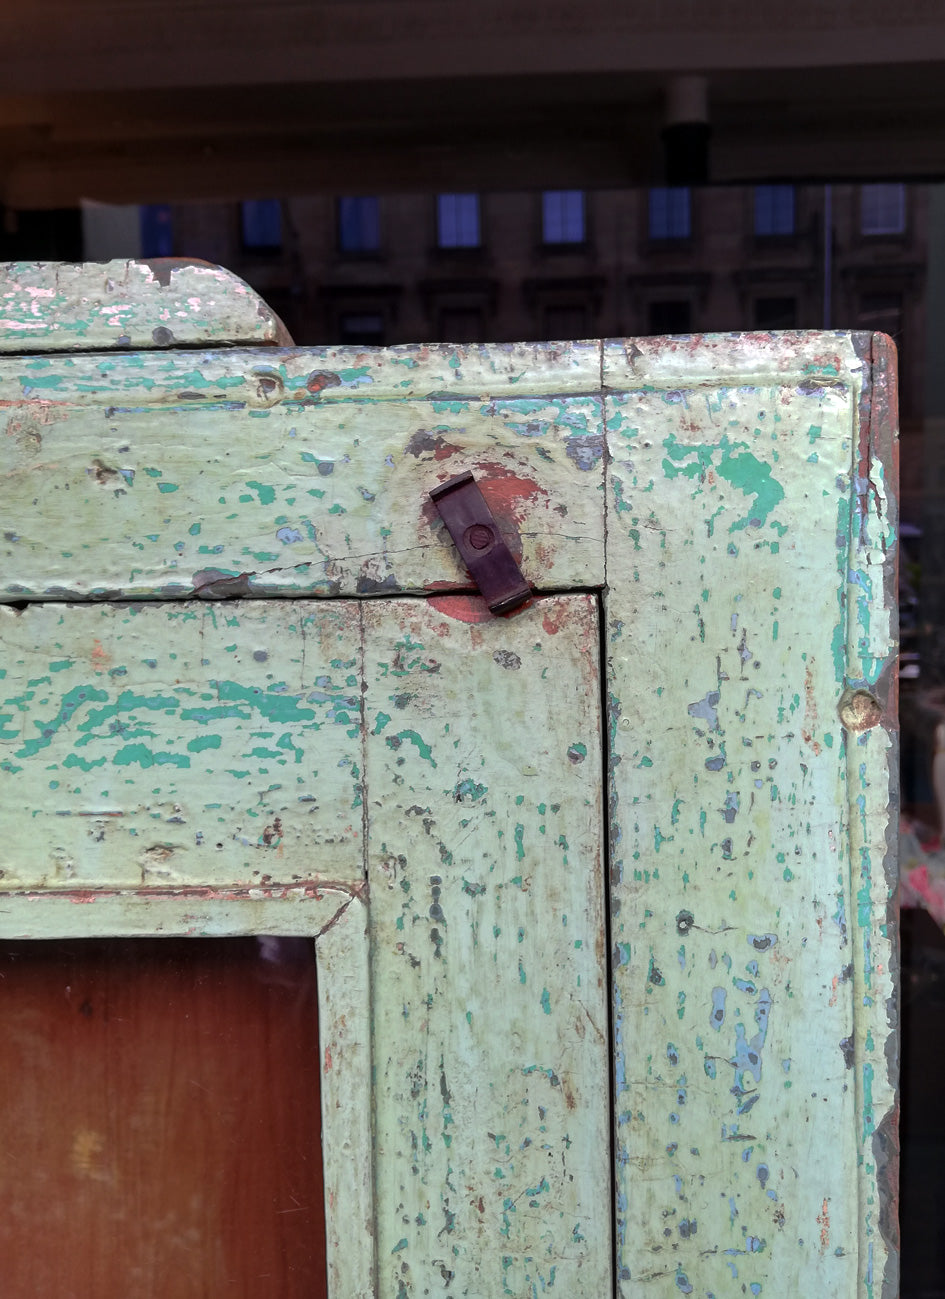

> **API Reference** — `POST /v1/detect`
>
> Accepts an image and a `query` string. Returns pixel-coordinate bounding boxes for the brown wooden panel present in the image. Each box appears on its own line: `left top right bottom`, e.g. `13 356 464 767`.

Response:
0 938 326 1299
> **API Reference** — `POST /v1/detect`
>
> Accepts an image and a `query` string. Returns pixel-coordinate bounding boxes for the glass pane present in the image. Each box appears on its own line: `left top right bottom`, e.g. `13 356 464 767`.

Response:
0 937 326 1299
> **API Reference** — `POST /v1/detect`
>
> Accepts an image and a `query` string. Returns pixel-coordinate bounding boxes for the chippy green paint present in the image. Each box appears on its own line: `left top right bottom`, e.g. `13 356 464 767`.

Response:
605 333 896 1299
366 597 610 1297
0 273 897 1299
0 350 605 598
0 601 364 888
0 260 288 351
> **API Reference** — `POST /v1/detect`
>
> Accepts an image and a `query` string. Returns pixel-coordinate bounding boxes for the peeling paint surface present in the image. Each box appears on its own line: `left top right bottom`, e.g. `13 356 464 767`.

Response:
365 595 611 1296
0 260 288 351
604 334 898 1299
0 601 363 888
0 346 604 600
0 283 897 1299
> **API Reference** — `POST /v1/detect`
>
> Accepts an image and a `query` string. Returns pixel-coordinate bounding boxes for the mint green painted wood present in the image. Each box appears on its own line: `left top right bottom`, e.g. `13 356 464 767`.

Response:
0 260 289 351
364 595 611 1297
317 895 376 1299
0 884 360 938
0 600 363 889
603 333 897 1299
0 265 898 1299
0 348 604 600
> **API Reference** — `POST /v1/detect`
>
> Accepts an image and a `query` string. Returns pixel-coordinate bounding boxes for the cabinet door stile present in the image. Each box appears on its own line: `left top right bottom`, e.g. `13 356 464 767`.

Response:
604 333 898 1299
364 594 612 1297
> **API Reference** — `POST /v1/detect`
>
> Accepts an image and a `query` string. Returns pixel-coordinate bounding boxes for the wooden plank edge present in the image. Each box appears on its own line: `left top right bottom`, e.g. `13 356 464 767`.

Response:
317 893 376 1299
0 883 363 938
847 330 899 1299
602 329 869 391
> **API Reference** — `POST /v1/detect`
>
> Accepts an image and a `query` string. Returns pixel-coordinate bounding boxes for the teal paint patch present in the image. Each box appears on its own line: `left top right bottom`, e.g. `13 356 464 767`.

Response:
62 752 107 771
245 480 276 506
187 734 222 753
454 778 488 801
112 743 190 769
216 680 316 725
17 684 110 758
385 729 436 765
661 432 786 535
337 366 373 386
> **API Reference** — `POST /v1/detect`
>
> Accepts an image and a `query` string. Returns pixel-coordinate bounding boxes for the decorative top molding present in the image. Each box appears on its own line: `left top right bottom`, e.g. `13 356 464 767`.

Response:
0 260 291 353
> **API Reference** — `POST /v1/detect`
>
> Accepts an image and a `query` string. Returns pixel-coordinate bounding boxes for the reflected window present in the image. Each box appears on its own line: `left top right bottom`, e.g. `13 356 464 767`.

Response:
338 197 380 253
861 184 906 235
754 185 795 237
437 194 480 248
542 191 585 245
649 188 691 240
240 199 282 251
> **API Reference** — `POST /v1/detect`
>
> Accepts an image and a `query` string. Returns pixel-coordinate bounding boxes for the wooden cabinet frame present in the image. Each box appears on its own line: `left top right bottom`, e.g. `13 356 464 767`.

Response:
0 262 898 1299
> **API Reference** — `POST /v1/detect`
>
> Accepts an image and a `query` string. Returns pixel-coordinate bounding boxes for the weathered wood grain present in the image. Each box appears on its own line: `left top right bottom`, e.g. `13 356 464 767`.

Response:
0 600 363 889
604 333 898 1299
0 936 327 1299
317 896 376 1299
0 884 359 939
848 332 899 1299
364 595 611 1298
0 260 290 352
0 347 605 600
0 288 898 1299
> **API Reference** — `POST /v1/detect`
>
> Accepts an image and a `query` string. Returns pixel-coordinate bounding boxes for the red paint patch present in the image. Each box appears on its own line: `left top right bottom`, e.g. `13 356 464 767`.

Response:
427 594 493 624
427 593 536 624
817 1197 830 1252
542 605 565 636
306 370 341 394
801 665 822 756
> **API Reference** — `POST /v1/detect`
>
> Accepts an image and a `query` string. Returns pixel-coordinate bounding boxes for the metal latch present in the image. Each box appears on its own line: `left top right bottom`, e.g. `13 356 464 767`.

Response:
429 471 532 615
